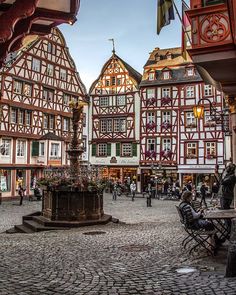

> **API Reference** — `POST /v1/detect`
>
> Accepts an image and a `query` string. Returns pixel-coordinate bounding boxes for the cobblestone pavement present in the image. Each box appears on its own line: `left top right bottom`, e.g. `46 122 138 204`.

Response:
0 194 235 295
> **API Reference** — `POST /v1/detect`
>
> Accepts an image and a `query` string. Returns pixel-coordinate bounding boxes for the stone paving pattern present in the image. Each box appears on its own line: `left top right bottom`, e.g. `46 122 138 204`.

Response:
0 194 235 295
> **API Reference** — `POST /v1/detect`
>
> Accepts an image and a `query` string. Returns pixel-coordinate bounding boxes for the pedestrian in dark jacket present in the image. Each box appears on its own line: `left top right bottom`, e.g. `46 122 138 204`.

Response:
220 163 236 210
200 183 208 208
18 185 25 206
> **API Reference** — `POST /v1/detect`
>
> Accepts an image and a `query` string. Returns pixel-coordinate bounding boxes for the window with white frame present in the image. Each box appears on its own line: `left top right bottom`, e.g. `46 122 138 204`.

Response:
105 80 110 87
147 139 155 151
147 88 155 99
25 111 31 125
206 142 216 156
11 108 17 123
186 85 195 98
100 119 112 133
163 71 170 80
117 95 125 106
148 72 155 80
50 143 60 157
162 138 171 151
18 109 24 125
98 143 107 156
162 111 171 123
43 114 48 129
60 68 67 81
17 140 25 157
63 93 70 105
39 142 45 156
49 115 54 130
204 85 213 96
147 112 155 123
162 87 171 98
13 80 22 94
122 143 132 157
187 142 197 157
63 117 69 131
100 96 109 107
204 110 214 125
186 67 194 77
47 42 55 54
111 77 116 86
114 118 126 132
186 111 197 127
46 64 54 76
32 58 40 72
43 88 54 102
23 83 32 96
1 139 10 156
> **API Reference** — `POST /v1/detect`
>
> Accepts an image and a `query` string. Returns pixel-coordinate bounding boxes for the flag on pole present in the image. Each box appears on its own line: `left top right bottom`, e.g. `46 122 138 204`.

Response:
157 0 175 35
181 1 191 60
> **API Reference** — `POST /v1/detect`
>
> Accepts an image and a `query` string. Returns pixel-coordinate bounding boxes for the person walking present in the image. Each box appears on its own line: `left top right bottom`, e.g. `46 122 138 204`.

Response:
210 182 219 204
130 181 136 201
200 182 208 208
146 183 152 207
18 184 25 206
112 181 118 201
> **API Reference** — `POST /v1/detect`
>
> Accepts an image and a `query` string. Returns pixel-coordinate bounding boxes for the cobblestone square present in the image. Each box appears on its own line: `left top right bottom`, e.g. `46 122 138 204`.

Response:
0 194 235 295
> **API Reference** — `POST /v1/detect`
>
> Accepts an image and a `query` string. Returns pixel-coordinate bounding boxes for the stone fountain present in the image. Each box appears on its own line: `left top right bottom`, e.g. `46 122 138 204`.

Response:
42 100 111 225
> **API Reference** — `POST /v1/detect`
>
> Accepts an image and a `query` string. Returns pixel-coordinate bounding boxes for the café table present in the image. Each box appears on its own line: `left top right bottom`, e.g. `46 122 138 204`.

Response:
203 209 236 241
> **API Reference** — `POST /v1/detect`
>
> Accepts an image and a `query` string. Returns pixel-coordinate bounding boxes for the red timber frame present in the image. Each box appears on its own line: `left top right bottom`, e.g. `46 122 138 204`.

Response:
0 28 86 198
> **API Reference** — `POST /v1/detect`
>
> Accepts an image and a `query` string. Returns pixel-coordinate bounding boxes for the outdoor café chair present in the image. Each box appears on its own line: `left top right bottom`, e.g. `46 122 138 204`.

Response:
176 205 216 256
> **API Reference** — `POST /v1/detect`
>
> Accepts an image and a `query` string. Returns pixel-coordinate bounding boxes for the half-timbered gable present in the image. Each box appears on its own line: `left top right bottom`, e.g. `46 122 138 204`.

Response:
89 52 142 188
140 47 226 190
0 28 87 199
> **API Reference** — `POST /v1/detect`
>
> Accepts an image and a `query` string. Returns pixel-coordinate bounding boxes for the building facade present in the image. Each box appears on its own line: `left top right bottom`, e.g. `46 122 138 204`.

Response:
0 28 86 199
89 52 142 191
139 47 229 191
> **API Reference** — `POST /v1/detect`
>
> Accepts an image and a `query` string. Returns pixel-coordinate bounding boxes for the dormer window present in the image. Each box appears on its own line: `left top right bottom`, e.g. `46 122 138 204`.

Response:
167 53 172 60
148 72 155 80
163 71 170 80
186 67 194 77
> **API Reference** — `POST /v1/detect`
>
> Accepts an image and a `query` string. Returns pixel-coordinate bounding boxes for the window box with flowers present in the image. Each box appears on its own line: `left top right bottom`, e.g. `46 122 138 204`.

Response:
145 150 157 159
146 122 156 130
146 97 157 106
205 121 216 127
160 150 173 159
186 123 197 128
161 121 172 130
187 153 197 159
206 154 216 159
161 97 171 106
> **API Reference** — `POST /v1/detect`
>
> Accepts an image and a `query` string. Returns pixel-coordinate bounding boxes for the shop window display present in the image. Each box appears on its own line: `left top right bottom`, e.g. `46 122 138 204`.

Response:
0 170 11 192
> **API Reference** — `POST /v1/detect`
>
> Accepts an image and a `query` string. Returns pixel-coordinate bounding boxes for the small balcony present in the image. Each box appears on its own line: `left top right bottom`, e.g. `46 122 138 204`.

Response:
187 1 236 95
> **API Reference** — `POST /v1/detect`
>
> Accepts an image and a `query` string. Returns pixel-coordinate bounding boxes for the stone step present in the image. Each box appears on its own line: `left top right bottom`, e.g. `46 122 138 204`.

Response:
5 227 18 234
22 211 41 221
14 224 34 234
23 219 69 232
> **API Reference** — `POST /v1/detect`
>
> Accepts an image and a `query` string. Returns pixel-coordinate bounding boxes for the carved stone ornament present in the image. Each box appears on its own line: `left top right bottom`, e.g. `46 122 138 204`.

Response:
200 13 230 43
226 96 236 114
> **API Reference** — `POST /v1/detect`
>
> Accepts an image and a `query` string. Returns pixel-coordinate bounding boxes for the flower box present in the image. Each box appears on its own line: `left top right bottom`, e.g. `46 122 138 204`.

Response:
206 154 216 159
146 97 157 106
161 97 171 105
160 150 173 159
187 154 197 159
161 122 172 129
146 122 156 130
186 123 197 128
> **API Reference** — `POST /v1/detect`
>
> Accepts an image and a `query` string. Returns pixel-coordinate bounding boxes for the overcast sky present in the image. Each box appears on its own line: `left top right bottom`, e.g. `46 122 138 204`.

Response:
60 0 189 92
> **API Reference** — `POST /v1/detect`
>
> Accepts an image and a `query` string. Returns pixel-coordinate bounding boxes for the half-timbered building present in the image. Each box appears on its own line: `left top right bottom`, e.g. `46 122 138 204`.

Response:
89 51 142 190
0 28 87 199
140 47 228 190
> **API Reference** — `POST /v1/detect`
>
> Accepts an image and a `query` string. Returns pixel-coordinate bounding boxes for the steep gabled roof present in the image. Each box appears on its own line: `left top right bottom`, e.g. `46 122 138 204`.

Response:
89 53 142 94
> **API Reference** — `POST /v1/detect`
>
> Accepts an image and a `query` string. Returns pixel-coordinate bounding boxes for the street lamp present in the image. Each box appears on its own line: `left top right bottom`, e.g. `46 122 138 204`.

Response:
193 98 223 123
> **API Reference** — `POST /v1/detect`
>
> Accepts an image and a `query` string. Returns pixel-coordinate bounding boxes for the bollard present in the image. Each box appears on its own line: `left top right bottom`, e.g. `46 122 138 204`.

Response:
0 192 2 205
226 218 236 277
